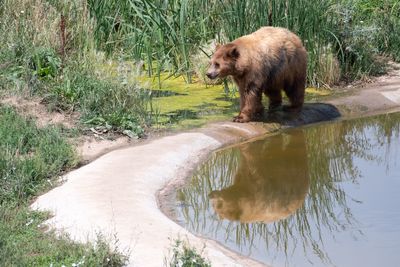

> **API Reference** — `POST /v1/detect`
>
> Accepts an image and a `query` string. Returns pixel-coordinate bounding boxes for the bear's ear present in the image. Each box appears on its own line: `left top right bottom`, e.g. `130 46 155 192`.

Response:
215 43 221 51
209 191 220 199
227 45 240 60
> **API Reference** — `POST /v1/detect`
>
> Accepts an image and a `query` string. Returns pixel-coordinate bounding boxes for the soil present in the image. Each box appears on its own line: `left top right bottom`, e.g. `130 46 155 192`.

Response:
1 95 78 128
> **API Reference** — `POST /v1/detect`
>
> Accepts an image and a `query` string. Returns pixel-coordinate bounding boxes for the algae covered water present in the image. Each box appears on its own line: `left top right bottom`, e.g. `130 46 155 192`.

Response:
176 112 400 267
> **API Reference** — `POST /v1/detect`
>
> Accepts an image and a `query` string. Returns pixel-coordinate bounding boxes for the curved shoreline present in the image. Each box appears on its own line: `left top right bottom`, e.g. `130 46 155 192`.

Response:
31 73 400 267
31 104 340 267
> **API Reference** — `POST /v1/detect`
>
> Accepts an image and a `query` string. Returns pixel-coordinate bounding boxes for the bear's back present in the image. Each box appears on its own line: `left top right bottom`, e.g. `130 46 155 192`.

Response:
234 27 304 52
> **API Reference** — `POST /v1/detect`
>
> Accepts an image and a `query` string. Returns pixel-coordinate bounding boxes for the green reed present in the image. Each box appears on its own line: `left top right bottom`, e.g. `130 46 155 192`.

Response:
86 0 400 87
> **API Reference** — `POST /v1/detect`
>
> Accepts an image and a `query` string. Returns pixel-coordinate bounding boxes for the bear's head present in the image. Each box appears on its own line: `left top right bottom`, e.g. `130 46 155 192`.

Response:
209 190 243 221
206 43 240 80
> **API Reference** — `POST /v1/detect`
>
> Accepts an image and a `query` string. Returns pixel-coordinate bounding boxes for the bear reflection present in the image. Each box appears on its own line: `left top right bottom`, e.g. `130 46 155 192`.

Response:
209 129 309 223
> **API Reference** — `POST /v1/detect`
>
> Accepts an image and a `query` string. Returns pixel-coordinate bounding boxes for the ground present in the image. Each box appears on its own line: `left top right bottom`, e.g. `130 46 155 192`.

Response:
330 62 400 117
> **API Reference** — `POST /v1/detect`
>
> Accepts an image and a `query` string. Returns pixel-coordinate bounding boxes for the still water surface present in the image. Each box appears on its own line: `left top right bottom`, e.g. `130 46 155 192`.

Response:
176 112 400 267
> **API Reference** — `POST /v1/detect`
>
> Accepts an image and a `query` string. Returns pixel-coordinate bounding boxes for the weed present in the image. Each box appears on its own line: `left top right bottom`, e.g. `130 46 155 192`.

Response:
46 66 152 137
86 0 400 87
29 48 62 79
0 205 128 267
0 106 76 204
165 239 211 267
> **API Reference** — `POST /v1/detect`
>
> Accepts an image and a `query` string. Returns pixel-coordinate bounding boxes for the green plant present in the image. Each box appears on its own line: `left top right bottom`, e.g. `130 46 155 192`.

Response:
0 0 154 137
312 44 341 87
354 0 400 61
0 205 128 266
165 239 211 267
30 48 62 79
86 0 400 88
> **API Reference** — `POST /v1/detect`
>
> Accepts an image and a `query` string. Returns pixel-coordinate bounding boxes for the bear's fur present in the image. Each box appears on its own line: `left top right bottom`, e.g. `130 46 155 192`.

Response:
206 27 307 122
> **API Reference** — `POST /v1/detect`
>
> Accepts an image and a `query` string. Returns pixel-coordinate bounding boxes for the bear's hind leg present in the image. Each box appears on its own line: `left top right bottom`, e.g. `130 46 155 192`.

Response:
283 79 305 112
265 89 282 112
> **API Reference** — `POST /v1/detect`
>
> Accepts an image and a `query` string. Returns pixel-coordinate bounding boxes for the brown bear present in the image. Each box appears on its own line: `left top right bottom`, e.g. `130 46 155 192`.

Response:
206 27 307 122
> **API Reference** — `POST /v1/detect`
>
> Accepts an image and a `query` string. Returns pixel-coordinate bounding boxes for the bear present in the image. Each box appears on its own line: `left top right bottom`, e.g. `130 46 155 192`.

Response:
206 27 307 123
209 129 309 223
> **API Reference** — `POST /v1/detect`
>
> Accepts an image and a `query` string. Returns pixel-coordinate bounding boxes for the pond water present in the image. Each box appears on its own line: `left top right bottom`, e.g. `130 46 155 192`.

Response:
175 112 400 267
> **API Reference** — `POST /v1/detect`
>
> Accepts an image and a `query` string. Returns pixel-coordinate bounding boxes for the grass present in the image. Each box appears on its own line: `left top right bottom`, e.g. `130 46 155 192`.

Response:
0 105 128 266
0 106 76 204
0 206 127 266
1 0 398 131
48 65 153 138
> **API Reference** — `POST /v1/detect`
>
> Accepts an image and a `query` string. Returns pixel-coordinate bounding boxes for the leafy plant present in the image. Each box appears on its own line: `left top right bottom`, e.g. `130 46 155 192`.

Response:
30 48 62 79
165 239 211 267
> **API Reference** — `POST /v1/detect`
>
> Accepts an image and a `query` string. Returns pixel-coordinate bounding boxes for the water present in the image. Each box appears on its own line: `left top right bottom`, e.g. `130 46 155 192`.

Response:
176 112 400 267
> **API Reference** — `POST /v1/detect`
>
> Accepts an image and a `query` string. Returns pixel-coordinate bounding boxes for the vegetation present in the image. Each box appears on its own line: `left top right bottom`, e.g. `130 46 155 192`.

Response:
1 0 399 129
0 0 152 137
165 239 211 267
87 0 400 86
0 106 128 266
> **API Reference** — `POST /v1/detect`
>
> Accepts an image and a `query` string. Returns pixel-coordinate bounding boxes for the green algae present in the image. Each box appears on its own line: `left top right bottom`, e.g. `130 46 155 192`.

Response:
139 73 238 129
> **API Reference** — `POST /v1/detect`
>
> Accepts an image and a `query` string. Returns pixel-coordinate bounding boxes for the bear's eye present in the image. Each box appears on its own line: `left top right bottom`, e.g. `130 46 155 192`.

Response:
215 63 220 68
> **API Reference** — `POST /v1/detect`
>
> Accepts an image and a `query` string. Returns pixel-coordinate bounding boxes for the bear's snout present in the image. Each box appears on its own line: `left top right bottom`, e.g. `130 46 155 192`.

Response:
206 71 218 80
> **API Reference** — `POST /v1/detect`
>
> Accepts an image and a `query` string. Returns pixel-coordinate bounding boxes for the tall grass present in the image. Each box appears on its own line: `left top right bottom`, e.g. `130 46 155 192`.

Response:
87 0 400 87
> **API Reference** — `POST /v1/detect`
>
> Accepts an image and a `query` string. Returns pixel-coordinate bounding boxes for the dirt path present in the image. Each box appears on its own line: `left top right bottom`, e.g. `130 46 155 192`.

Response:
30 67 400 267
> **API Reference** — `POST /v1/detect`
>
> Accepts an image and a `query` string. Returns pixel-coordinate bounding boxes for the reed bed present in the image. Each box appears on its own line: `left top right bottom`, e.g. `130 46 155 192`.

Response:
87 0 400 87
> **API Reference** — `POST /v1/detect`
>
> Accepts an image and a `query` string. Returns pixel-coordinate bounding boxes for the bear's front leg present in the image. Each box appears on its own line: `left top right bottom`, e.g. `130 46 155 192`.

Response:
233 113 251 123
233 91 248 122
233 85 263 123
